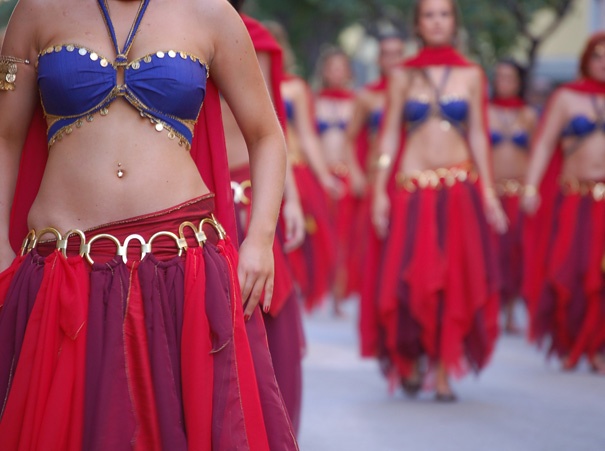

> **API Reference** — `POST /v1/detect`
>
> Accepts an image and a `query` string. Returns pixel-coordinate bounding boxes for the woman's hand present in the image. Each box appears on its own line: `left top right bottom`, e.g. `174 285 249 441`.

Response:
372 188 390 239
0 242 16 274
282 198 306 252
320 173 346 199
484 194 509 234
237 237 275 319
349 165 368 198
521 186 541 215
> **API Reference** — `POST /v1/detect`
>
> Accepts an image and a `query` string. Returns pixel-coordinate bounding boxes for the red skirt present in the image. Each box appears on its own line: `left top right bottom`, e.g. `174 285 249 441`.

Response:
533 188 605 367
230 165 304 435
327 166 358 299
358 219 385 358
0 196 298 451
497 185 524 303
287 164 336 311
377 168 500 378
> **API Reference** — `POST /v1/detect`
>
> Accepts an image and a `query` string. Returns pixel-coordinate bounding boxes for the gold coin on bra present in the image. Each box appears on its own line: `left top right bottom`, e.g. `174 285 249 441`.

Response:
440 120 451 131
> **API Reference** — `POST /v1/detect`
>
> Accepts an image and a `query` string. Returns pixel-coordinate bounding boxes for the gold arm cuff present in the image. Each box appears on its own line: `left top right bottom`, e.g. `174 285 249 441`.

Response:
0 55 31 91
375 153 392 170
523 185 538 197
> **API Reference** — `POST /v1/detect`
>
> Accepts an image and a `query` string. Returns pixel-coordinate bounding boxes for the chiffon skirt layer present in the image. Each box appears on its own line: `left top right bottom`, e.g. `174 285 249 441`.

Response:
498 194 524 304
231 165 305 436
287 164 336 311
533 191 605 367
377 179 500 379
0 196 298 451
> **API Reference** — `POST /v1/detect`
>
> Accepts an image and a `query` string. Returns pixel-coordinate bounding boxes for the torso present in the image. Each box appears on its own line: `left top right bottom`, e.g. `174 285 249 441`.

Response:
27 0 216 232
559 90 605 181
281 78 307 165
400 66 474 174
362 88 387 173
488 105 533 181
314 93 354 167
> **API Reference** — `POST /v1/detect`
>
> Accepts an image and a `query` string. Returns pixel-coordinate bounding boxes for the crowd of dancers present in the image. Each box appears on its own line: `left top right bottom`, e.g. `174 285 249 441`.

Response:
241 0 605 425
0 0 604 448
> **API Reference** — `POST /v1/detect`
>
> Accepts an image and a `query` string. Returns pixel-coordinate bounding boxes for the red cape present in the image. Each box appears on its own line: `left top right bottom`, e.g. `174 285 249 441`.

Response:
316 88 355 100
490 97 526 109
241 14 286 130
10 82 237 254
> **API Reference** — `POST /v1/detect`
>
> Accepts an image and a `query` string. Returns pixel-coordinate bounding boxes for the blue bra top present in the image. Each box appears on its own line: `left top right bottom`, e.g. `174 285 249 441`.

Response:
284 99 295 123
561 116 602 138
317 119 348 134
368 109 384 133
560 96 605 156
490 130 530 149
37 0 208 149
402 67 469 135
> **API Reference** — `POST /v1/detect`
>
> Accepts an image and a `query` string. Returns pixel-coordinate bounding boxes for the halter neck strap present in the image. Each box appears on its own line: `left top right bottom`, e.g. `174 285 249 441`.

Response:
97 0 151 65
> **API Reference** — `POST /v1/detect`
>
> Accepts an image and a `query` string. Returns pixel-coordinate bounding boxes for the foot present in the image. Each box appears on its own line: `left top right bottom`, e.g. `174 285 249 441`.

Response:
504 323 522 335
435 391 458 403
401 377 422 397
589 354 605 374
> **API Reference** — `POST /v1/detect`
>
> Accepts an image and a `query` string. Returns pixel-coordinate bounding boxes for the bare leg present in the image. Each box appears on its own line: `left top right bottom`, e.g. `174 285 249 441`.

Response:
435 361 456 402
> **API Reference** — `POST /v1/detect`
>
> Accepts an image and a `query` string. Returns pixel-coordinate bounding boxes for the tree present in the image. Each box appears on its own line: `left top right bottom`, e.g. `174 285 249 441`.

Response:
247 0 578 79
0 0 17 29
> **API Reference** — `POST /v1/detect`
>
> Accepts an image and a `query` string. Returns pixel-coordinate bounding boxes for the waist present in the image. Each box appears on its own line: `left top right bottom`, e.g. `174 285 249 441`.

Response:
23 194 225 264
396 161 477 192
560 178 605 201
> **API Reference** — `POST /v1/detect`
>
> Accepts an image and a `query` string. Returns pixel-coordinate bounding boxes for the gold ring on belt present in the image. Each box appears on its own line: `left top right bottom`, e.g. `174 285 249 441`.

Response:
231 180 252 205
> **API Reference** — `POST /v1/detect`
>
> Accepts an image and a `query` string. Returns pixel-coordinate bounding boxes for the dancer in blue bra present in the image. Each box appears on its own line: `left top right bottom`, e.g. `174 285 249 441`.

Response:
339 33 406 359
372 0 506 402
488 59 537 335
0 0 299 449
313 47 358 313
522 33 605 375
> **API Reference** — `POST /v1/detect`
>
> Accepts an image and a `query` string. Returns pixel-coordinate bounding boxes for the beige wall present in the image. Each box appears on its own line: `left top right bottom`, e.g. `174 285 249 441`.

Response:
533 0 590 60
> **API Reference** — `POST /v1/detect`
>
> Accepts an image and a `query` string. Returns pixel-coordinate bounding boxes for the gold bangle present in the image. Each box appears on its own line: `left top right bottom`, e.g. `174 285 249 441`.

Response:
523 185 538 197
375 153 392 170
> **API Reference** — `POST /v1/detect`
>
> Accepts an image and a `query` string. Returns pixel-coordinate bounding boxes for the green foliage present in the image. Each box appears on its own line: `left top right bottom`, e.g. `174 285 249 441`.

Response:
0 0 18 29
247 0 577 75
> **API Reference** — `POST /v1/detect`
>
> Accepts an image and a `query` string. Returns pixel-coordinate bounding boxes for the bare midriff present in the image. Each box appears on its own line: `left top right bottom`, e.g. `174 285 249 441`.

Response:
400 119 470 174
561 133 605 181
493 143 528 181
28 100 209 232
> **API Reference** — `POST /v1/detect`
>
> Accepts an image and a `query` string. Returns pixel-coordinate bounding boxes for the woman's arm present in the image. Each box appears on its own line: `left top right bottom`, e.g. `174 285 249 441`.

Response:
0 2 40 271
209 5 287 316
256 52 305 253
522 90 568 214
291 79 344 198
467 68 507 234
371 68 408 238
343 91 371 196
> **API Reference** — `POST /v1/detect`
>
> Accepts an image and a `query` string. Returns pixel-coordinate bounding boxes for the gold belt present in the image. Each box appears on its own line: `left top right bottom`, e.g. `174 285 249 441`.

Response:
396 164 477 192
560 179 605 201
231 179 252 205
495 179 524 197
20 215 226 265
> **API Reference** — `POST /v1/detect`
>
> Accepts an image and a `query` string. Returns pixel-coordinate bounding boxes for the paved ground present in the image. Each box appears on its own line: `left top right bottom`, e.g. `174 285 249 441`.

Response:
297 301 605 451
